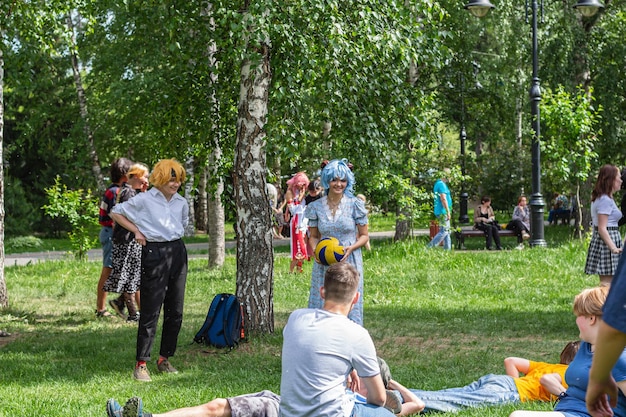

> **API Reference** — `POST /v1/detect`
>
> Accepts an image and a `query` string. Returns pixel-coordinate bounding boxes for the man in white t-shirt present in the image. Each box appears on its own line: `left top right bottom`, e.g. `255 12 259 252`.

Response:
279 262 393 417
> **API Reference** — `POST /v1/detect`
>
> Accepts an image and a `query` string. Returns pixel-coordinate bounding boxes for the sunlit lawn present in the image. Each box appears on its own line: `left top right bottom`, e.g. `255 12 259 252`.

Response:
0 223 595 417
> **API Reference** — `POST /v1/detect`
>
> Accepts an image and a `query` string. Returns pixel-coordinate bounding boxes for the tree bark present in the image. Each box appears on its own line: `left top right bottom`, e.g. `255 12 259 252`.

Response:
0 46 7 308
66 14 105 192
233 36 274 334
207 147 225 268
184 155 196 237
197 167 208 232
204 4 225 268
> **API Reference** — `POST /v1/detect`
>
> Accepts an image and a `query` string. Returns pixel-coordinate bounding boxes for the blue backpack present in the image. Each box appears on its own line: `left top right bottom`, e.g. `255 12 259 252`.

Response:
194 293 245 349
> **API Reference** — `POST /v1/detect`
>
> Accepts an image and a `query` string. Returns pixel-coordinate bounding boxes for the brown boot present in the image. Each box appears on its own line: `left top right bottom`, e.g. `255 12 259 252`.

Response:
124 292 139 322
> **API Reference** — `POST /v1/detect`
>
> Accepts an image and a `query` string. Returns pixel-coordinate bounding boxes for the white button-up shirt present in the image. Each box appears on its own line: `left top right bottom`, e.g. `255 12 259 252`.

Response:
111 187 189 242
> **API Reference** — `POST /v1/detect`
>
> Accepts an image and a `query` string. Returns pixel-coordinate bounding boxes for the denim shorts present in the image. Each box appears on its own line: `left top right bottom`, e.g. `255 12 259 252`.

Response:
99 226 113 268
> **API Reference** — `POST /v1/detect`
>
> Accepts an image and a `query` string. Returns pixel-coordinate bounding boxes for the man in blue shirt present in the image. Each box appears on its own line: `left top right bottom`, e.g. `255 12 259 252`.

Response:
427 169 452 250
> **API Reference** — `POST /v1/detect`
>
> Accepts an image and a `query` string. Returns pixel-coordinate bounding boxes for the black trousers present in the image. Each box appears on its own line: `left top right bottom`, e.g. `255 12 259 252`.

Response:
475 223 501 249
136 239 188 362
507 219 530 243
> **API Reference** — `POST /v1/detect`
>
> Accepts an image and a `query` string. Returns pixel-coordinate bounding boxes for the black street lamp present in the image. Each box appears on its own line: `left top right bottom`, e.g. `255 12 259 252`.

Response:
464 0 603 247
457 67 480 224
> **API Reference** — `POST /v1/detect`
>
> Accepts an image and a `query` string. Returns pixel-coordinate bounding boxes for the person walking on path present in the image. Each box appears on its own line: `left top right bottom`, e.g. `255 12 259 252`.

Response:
110 159 189 382
305 159 369 325
96 157 133 318
584 164 623 284
427 169 452 250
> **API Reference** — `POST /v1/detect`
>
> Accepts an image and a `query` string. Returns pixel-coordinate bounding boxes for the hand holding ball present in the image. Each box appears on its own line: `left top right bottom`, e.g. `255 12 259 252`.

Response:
314 237 345 265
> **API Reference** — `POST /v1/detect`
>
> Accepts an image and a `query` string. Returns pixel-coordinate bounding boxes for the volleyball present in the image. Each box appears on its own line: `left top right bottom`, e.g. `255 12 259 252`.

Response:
314 237 345 266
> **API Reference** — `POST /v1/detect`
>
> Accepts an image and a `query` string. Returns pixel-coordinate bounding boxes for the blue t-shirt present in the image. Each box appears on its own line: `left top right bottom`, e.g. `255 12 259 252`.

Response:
433 180 452 217
556 341 626 417
604 253 626 334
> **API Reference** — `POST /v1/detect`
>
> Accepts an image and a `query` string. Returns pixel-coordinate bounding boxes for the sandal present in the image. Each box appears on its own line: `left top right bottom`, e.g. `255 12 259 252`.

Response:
95 310 113 318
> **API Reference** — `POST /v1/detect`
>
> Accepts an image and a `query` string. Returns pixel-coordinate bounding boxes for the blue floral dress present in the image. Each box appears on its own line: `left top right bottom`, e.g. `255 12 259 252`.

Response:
305 195 368 325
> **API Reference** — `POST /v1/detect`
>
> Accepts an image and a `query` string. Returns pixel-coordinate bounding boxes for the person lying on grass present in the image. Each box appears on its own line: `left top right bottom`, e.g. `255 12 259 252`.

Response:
509 285 626 417
106 358 423 417
106 342 577 417
408 340 580 413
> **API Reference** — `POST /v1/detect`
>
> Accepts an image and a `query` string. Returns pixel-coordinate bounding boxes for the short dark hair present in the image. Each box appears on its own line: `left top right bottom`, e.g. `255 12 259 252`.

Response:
308 180 321 192
110 158 133 183
323 263 359 304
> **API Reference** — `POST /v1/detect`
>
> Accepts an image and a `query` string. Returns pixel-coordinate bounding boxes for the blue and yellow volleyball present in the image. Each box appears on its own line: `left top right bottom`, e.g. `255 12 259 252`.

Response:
315 237 345 266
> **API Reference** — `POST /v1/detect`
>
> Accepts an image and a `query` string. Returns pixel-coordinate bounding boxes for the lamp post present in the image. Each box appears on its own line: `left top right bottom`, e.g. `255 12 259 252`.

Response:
464 0 603 247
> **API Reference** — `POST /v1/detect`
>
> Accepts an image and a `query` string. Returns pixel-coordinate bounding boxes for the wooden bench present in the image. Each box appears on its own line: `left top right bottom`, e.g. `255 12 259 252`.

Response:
454 227 518 250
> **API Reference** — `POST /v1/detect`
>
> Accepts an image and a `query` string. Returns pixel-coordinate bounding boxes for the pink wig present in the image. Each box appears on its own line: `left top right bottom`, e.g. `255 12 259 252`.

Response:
286 172 310 196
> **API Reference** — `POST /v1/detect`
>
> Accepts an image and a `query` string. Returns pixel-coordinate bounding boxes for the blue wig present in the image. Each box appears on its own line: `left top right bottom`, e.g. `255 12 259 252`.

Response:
320 159 355 197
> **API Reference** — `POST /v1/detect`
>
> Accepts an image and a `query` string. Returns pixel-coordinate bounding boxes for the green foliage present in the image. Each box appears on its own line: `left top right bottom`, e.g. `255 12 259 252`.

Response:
541 85 600 194
41 176 99 260
4 236 44 252
0 233 591 416
3 176 38 236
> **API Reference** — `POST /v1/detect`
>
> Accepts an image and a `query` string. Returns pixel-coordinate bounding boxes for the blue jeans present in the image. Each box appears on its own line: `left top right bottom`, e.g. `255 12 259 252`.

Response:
410 374 520 412
351 403 395 417
427 217 451 250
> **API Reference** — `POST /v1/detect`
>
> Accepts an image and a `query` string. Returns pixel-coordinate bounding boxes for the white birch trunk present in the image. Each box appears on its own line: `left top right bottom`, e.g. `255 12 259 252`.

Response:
233 37 274 334
66 14 105 192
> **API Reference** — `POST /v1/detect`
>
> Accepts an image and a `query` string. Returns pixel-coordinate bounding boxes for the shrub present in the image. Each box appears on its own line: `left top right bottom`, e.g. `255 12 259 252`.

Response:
42 176 99 260
5 236 44 252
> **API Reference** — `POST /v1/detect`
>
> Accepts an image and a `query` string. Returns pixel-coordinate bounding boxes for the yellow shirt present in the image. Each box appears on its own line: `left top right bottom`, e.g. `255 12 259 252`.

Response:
513 361 568 402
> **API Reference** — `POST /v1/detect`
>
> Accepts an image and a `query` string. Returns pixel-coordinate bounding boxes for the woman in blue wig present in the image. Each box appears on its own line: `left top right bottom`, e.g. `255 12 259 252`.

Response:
305 159 370 325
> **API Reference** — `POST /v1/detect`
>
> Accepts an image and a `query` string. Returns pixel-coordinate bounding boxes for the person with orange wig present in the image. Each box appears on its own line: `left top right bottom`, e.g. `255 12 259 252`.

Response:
111 159 189 382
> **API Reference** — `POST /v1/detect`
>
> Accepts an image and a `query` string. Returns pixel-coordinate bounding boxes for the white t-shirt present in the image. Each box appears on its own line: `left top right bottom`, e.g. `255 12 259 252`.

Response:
591 194 622 227
279 308 380 417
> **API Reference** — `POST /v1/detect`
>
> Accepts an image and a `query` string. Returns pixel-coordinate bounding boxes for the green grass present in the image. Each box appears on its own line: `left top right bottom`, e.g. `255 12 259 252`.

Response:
0 225 595 417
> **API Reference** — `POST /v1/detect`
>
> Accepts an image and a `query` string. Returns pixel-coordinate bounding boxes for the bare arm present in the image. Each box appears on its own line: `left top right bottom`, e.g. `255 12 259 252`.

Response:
504 357 530 377
587 322 626 417
597 214 622 254
342 224 369 260
387 379 425 416
361 375 387 407
440 193 451 220
309 227 321 262
540 373 567 396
